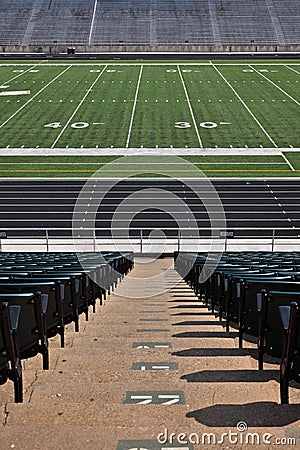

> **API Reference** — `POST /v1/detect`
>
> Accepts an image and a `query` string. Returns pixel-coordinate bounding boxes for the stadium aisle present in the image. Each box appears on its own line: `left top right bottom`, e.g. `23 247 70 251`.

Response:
0 258 299 449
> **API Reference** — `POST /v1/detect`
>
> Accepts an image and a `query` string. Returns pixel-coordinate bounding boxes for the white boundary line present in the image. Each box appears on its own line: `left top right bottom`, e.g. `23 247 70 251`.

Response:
210 61 278 148
285 65 300 75
51 65 108 148
249 64 300 106
0 148 299 155
0 66 71 130
177 64 203 148
1 63 300 67
281 152 295 171
125 65 143 149
5 177 300 181
88 0 98 46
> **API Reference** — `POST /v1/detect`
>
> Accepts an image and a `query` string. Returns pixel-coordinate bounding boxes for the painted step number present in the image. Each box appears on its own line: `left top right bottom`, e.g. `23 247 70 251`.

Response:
124 391 185 405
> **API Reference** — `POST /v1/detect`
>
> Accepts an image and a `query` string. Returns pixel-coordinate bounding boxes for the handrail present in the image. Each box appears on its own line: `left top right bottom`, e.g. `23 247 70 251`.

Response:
0 227 299 253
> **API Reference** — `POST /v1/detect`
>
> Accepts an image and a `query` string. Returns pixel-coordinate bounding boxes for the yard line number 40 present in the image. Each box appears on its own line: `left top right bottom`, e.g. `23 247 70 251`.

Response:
44 122 104 129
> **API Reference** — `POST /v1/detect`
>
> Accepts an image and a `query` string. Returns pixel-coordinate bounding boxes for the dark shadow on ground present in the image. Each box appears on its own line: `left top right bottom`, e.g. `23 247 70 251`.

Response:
181 369 279 383
171 320 221 326
169 304 207 308
172 294 197 298
172 331 238 338
170 312 213 316
186 402 300 427
172 347 257 358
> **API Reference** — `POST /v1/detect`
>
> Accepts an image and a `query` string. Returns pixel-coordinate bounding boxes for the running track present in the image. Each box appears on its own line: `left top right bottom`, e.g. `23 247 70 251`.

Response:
0 179 299 238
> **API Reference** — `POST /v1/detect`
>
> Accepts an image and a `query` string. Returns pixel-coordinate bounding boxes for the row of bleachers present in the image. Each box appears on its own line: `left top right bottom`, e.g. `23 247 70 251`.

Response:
0 0 35 45
175 251 300 404
0 251 133 403
0 0 299 46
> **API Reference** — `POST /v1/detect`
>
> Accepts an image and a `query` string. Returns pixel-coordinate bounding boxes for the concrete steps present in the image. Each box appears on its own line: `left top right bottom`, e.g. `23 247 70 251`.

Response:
1 257 299 449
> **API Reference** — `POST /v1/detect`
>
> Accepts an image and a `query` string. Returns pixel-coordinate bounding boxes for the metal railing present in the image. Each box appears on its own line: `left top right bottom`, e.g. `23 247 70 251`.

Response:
0 228 299 253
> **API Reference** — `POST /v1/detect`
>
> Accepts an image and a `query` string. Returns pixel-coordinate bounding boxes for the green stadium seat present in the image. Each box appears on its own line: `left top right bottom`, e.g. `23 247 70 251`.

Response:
279 301 300 403
259 291 300 370
0 302 22 403
0 293 49 370
0 280 64 347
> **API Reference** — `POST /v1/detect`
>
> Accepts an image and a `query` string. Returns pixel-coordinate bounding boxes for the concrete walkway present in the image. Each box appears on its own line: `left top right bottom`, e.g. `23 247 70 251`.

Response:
0 257 299 449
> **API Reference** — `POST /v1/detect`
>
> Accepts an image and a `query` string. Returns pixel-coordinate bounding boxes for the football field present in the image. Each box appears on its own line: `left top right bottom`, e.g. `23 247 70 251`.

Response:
0 60 299 177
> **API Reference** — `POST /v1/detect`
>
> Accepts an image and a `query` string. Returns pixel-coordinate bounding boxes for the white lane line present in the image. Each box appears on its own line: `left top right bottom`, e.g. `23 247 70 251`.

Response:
0 66 71 130
1 63 41 86
177 65 203 148
125 65 143 149
285 65 300 76
88 0 98 46
210 62 278 148
249 64 300 106
51 65 107 148
281 152 295 171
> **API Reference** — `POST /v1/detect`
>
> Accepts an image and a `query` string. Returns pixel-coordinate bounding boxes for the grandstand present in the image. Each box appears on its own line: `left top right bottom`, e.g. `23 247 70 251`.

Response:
0 0 299 50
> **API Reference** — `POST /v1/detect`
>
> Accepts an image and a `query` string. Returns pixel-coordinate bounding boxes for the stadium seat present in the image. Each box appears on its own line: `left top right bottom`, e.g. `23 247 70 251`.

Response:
0 302 22 403
259 291 300 370
0 280 65 346
279 301 300 404
0 292 49 370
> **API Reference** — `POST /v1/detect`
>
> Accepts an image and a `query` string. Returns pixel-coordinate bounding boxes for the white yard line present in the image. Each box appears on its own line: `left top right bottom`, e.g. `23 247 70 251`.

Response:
281 152 295 171
51 65 107 148
249 64 300 106
210 61 278 148
0 66 71 130
285 65 300 76
1 63 41 86
88 0 98 46
125 65 143 149
177 64 203 148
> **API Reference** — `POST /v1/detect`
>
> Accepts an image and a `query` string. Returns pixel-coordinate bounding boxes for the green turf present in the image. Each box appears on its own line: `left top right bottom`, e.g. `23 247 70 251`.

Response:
0 61 299 177
0 154 296 177
283 152 300 170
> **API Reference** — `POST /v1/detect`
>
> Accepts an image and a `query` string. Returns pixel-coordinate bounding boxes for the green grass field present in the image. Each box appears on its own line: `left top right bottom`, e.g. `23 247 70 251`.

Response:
0 60 299 177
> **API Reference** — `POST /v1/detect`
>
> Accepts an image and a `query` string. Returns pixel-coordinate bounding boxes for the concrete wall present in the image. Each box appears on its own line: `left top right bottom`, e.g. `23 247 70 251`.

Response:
1 44 300 54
